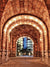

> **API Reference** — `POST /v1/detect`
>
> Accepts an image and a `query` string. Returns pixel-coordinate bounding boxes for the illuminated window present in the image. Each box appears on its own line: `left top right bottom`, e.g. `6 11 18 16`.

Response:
16 37 33 57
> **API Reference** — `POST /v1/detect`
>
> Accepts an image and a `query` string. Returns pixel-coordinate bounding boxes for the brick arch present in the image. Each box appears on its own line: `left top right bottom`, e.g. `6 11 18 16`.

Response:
1 0 49 30
11 24 40 48
2 15 48 64
1 0 49 48
12 31 40 47
13 33 41 57
1 0 50 58
10 25 40 57
15 35 35 44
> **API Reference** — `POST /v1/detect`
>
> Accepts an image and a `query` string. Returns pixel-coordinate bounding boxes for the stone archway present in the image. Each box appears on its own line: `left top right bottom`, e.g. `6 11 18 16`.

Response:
9 24 40 58
2 15 48 63
16 36 34 57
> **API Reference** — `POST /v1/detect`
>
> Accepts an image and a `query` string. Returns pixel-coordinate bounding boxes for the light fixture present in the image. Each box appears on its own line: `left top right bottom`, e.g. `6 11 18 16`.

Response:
37 27 39 30
33 24 36 27
4 29 7 32
29 17 33 20
13 18 16 21
15 24 18 26
40 38 43 41
24 16 27 19
35 19 38 22
9 21 12 24
39 30 42 33
5 24 8 28
9 29 11 32
12 26 14 29
39 21 43 25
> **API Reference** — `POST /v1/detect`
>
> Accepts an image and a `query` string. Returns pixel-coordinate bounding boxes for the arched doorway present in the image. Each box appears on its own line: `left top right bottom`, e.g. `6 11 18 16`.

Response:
16 36 34 57
2 15 48 63
9 24 40 58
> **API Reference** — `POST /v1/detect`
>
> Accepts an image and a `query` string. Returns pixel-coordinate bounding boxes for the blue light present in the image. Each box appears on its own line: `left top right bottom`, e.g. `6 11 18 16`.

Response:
23 37 27 49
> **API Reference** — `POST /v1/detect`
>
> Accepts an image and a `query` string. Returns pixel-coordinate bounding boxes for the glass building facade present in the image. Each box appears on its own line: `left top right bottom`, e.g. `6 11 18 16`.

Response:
17 37 33 57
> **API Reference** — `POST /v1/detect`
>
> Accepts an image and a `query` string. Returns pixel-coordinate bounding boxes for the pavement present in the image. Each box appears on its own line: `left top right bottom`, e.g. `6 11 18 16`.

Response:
0 57 50 67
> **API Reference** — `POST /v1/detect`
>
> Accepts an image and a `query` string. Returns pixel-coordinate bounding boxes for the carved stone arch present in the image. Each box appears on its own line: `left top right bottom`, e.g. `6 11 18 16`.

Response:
1 0 49 28
10 25 40 57
2 15 48 64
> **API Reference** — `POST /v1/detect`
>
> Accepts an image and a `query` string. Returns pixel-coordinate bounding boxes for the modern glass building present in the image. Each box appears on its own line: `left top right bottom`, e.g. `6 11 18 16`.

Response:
17 37 33 57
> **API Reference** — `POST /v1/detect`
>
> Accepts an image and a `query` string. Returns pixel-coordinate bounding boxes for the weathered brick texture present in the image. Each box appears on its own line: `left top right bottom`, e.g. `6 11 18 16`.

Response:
0 0 50 57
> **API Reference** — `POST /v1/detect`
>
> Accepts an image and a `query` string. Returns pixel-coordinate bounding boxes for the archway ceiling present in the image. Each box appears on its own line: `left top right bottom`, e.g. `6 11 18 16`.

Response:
10 24 40 43
0 0 50 20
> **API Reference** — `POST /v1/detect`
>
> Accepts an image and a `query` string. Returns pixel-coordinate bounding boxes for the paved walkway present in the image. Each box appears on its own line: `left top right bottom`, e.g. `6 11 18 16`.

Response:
0 58 50 67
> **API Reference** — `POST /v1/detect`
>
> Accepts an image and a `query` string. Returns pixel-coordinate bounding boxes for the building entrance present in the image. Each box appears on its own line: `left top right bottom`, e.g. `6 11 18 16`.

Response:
16 37 34 57
2 15 48 63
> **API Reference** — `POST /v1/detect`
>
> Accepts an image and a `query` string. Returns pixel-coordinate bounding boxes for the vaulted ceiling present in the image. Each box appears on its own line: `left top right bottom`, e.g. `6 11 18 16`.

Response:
0 0 50 20
11 24 40 44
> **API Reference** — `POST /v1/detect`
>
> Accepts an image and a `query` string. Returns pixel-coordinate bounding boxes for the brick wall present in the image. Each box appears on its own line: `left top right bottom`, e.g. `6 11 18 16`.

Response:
0 0 50 56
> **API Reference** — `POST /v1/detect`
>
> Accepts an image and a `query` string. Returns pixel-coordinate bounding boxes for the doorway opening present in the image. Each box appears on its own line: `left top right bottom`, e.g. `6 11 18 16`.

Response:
16 37 34 57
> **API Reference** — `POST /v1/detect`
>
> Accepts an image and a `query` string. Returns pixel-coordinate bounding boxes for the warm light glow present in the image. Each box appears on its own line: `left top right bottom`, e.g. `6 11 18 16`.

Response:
29 17 33 20
14 24 18 27
37 27 39 30
44 30 47 33
9 24 18 33
24 16 27 19
16 42 17 43
39 22 43 25
44 31 47 35
15 24 18 26
4 15 46 35
40 38 43 41
39 30 42 33
35 19 38 22
4 29 7 33
3 15 48 61
42 26 46 29
18 16 22 19
20 22 22 24
12 26 14 29
29 23 31 25
5 25 8 28
9 29 11 32
25 22 26 24
9 21 12 24
33 24 36 27
13 18 16 21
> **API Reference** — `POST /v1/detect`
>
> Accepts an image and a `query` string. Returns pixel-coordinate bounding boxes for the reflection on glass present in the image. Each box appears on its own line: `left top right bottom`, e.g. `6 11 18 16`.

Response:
17 37 33 57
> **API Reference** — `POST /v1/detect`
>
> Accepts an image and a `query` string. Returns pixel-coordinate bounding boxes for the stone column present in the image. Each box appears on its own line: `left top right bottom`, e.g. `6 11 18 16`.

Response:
2 34 6 63
44 33 48 64
10 34 13 54
6 32 10 61
15 38 17 56
13 38 16 57
40 33 44 61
